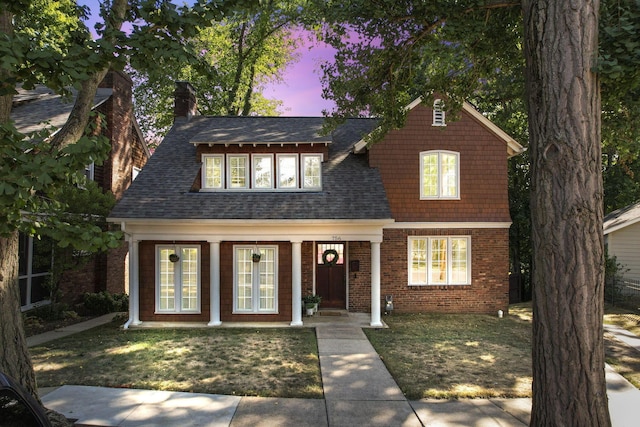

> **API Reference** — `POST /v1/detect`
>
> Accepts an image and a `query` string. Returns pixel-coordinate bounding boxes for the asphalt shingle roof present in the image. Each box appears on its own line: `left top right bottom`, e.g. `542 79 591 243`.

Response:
109 116 392 221
604 201 640 234
191 116 332 145
11 85 113 134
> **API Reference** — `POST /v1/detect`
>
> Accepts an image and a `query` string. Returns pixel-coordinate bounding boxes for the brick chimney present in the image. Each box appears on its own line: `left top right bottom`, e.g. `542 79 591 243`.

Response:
174 81 197 119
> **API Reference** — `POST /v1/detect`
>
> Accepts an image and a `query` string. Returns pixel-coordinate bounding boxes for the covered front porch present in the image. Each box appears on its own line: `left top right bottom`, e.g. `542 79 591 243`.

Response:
118 219 393 329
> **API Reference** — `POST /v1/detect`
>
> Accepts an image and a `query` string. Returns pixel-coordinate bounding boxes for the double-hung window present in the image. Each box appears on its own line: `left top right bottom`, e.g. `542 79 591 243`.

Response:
156 245 200 313
202 155 224 189
277 154 298 189
420 150 459 199
408 236 470 285
302 154 322 189
228 154 249 189
234 246 278 313
252 154 274 189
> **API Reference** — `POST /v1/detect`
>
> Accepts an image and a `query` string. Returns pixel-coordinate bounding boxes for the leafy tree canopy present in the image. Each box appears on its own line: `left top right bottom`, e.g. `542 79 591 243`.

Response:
133 0 301 142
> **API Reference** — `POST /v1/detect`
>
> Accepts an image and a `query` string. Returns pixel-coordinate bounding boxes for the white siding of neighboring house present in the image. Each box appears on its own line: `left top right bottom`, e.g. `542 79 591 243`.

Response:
607 220 640 279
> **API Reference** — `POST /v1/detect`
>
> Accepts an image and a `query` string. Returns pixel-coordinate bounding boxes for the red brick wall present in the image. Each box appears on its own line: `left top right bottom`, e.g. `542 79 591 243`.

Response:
347 241 371 312
138 241 211 322
369 103 511 223
62 71 149 304
378 228 510 314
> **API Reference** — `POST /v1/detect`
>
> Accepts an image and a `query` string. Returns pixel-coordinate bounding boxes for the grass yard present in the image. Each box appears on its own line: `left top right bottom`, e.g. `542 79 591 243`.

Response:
30 304 640 400
30 321 322 398
365 310 533 400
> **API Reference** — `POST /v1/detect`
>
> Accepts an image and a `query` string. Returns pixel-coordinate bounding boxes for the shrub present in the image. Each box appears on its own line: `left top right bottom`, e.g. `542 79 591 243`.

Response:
83 291 129 315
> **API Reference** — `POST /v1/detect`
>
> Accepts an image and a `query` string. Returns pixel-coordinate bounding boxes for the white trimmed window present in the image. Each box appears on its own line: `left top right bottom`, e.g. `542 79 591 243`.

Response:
84 162 95 181
433 99 446 126
201 153 322 191
202 155 224 189
228 154 249 189
234 246 278 314
156 245 200 313
420 150 459 199
252 154 274 189
408 236 470 285
277 154 298 189
302 154 322 189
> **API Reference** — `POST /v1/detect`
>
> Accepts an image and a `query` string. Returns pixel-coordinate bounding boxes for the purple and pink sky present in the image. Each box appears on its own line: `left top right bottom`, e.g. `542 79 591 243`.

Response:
77 0 336 117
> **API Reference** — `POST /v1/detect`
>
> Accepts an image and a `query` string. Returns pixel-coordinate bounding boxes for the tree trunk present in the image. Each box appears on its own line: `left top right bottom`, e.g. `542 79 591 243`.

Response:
523 0 610 425
0 232 41 403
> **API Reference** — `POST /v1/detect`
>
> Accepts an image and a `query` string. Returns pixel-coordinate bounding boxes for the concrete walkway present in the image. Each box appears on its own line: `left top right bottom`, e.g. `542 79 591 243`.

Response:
34 315 640 426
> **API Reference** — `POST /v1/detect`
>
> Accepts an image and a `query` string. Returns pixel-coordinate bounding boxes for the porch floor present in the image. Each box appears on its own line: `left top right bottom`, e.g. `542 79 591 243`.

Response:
128 310 389 329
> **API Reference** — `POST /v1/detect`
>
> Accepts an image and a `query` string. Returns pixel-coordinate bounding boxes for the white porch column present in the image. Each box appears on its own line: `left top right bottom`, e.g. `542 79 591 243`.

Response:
370 241 383 327
291 240 303 326
208 241 222 326
124 238 141 329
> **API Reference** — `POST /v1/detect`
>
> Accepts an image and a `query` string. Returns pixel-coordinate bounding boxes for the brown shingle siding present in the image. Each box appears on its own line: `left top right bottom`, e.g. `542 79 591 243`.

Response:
370 104 511 223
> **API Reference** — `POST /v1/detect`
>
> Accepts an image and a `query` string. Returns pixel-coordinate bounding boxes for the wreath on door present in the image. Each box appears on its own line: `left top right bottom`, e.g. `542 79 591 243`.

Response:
322 249 339 266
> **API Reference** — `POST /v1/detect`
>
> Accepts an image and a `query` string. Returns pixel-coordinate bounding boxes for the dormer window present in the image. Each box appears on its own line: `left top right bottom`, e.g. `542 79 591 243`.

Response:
228 155 249 189
201 153 322 192
277 154 298 189
433 99 446 126
203 155 223 189
252 154 274 189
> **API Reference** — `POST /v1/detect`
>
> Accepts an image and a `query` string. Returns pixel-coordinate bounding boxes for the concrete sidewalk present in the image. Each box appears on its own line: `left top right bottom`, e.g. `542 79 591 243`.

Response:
35 315 640 426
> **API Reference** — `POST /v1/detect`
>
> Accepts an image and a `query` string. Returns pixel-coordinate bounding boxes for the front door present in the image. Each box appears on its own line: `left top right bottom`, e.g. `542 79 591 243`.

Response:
316 243 346 309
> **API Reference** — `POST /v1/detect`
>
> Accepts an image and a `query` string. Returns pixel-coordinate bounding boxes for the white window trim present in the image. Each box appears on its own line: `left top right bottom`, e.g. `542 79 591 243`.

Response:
132 166 141 181
301 153 323 190
420 150 460 200
85 162 95 181
252 154 274 190
432 99 446 126
201 154 225 190
276 154 299 190
155 245 201 314
233 245 279 314
227 154 250 190
407 236 471 286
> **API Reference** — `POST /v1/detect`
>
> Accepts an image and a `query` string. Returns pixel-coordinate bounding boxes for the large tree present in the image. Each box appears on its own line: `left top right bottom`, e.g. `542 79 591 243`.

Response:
132 0 300 142
315 0 640 424
0 0 258 413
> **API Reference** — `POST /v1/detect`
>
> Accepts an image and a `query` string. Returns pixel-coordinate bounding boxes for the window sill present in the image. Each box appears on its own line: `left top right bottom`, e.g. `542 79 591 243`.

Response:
408 284 471 289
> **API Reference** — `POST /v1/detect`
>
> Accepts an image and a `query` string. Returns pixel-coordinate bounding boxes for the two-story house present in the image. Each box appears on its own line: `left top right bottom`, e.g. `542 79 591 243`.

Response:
108 82 523 327
13 71 150 310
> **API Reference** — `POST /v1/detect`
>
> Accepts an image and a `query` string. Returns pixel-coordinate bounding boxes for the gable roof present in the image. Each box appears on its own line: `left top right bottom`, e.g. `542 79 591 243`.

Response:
353 98 525 158
108 116 393 222
11 85 113 134
604 201 640 235
11 83 151 159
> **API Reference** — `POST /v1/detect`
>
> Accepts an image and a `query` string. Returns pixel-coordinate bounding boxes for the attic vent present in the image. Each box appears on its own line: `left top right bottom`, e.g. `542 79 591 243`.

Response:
433 99 446 127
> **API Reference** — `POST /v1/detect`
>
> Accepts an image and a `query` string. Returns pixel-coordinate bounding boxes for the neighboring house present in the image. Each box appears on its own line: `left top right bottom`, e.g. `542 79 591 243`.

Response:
12 71 150 310
604 201 640 280
108 83 524 327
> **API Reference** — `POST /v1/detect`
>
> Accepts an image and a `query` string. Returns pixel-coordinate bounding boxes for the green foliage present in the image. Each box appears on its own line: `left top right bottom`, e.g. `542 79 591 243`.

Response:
316 0 523 138
24 302 76 322
82 291 129 315
0 119 121 251
131 1 300 141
